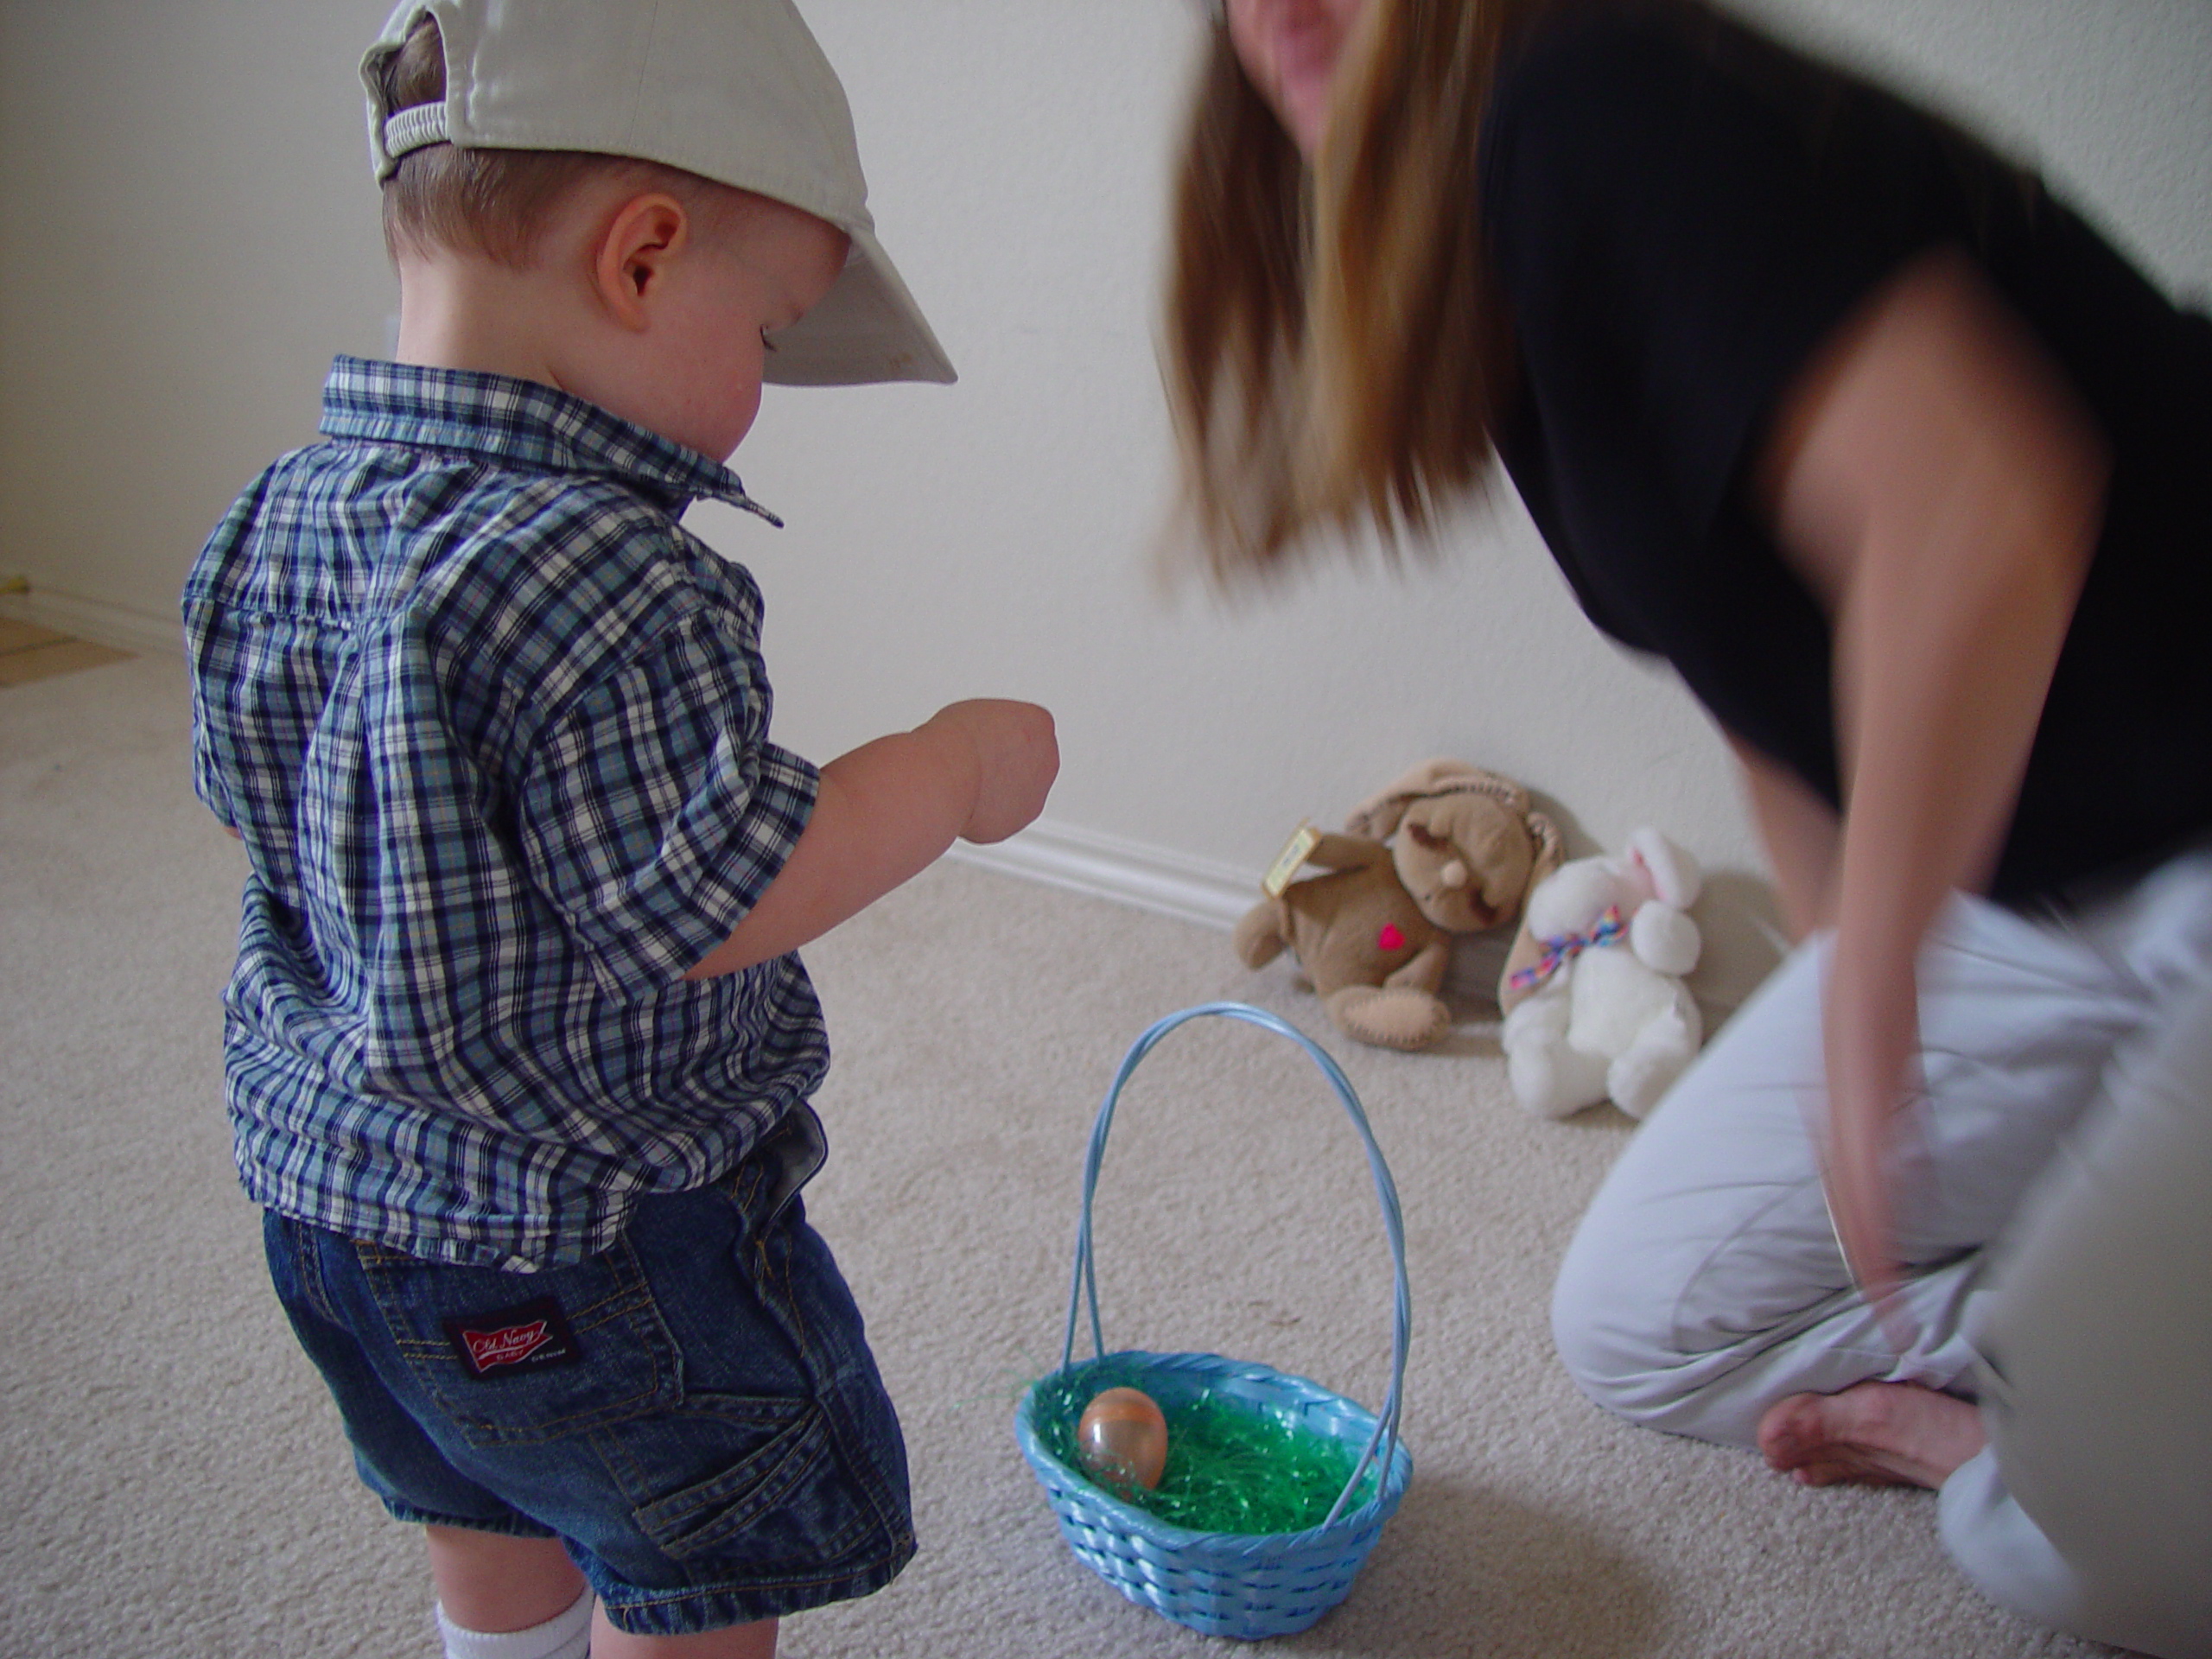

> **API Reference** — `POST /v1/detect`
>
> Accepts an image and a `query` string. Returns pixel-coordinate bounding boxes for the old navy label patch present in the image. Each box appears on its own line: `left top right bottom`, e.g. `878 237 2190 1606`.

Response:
442 1295 583 1379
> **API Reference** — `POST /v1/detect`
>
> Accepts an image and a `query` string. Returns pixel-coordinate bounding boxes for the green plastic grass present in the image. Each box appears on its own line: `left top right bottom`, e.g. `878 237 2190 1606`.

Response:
1031 1363 1381 1535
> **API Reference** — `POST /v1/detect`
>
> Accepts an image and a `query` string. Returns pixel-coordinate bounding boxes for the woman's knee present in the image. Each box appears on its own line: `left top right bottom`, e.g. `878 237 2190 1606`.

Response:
1548 1190 1705 1424
1545 1093 1860 1436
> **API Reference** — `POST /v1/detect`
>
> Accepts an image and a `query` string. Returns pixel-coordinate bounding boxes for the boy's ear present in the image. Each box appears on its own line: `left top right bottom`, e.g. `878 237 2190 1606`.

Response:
593 193 690 329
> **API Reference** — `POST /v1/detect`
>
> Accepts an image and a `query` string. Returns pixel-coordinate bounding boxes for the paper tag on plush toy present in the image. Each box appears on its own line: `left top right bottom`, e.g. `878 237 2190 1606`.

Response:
1262 823 1323 897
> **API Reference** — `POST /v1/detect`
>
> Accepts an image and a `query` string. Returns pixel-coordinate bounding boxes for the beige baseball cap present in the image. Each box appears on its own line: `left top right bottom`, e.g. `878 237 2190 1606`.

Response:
362 0 956 388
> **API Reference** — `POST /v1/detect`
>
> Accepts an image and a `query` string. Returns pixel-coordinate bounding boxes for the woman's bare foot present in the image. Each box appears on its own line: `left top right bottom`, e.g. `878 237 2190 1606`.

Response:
1757 1382 1986 1489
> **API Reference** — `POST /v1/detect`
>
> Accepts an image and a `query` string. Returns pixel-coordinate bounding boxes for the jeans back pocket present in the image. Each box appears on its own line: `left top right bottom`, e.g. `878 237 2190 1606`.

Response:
353 1234 682 1446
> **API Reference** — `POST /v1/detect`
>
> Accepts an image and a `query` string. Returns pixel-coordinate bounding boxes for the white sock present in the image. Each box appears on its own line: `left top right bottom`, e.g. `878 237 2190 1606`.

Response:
435 1586 594 1659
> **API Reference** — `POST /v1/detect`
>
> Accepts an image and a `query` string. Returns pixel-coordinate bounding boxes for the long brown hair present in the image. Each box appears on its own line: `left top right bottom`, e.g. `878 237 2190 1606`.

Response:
1162 0 1557 582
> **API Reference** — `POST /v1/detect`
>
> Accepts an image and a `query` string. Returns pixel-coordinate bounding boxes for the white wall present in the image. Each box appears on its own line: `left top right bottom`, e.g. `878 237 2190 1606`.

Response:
0 3 398 628
4 1 2207 1011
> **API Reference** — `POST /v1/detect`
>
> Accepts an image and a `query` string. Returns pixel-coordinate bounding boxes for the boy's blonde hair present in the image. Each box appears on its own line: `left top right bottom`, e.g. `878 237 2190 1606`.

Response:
1162 0 1560 582
377 12 738 266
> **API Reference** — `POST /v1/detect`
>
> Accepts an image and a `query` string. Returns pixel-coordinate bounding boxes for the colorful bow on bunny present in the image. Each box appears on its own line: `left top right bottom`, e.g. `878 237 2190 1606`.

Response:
1506 905 1625 994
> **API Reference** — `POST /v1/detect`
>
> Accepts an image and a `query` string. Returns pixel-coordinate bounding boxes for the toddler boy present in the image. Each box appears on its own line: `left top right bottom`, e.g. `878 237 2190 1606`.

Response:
181 4 1056 1656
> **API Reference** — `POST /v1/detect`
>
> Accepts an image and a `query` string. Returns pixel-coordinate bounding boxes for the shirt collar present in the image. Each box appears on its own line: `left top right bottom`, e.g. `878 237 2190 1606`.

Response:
318 355 782 525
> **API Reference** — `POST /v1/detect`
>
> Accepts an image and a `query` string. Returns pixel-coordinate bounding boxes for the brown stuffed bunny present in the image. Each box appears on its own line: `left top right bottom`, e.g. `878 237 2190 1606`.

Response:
1233 760 1563 1050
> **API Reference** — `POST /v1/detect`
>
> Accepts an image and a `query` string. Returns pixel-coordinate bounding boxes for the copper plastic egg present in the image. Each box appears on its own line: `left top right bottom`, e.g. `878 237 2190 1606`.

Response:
1076 1386 1169 1491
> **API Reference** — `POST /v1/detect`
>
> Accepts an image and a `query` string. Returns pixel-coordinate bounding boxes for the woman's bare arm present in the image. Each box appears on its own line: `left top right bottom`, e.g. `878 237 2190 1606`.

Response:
1756 245 2107 1303
1726 734 1840 944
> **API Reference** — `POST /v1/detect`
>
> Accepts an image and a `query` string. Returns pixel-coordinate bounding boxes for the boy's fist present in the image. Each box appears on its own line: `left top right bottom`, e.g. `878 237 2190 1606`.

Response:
929 699 1058 845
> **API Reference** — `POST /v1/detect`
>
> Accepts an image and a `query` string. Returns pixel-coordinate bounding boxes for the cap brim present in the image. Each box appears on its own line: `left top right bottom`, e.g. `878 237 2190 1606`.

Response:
762 223 956 387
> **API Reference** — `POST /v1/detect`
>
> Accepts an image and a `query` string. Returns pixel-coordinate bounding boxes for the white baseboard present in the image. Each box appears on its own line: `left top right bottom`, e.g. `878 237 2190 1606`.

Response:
952 817 1521 1007
947 819 1259 932
1 588 182 658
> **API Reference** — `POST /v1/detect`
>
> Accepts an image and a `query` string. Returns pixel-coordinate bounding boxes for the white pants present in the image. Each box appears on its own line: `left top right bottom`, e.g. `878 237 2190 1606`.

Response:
1550 848 2212 1658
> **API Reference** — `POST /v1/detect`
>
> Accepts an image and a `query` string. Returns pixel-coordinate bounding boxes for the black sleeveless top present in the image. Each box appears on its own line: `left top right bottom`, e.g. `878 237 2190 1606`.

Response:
1480 0 2212 902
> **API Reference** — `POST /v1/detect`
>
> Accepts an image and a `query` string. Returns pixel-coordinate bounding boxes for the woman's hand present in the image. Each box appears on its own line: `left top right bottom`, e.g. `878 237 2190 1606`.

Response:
1818 925 1925 1313
1758 245 2107 1307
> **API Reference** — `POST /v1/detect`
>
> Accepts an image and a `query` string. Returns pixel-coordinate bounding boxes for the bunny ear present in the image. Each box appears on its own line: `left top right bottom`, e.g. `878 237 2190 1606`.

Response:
1626 827 1703 908
1344 758 1456 836
1525 810 1565 890
1431 762 1534 816
1344 794 1408 840
1344 759 1531 836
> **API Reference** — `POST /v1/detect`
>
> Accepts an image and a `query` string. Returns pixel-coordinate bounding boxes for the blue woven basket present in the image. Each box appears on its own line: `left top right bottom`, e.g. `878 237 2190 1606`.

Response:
1015 1002 1413 1640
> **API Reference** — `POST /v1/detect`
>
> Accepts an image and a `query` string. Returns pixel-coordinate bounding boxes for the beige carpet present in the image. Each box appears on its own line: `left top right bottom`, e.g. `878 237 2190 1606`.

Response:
0 652 2112 1658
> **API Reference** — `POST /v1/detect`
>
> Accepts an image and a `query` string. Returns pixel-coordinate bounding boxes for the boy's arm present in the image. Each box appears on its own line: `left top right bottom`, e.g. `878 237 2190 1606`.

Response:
683 698 1056 980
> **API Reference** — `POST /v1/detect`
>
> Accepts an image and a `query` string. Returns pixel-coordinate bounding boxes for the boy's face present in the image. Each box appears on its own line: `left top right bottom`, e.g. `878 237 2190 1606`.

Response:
652 198 850 460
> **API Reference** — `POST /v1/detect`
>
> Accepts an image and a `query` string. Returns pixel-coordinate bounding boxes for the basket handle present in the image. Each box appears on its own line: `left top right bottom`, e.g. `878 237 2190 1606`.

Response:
1059 1001 1410 1529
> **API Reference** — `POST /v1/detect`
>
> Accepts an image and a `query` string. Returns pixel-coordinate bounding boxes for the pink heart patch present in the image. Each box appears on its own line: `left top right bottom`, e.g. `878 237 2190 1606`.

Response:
1377 924 1406 951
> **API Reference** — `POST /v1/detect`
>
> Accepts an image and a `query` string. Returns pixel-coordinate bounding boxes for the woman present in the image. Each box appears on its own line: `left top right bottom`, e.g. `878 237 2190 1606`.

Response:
1166 1 2212 1652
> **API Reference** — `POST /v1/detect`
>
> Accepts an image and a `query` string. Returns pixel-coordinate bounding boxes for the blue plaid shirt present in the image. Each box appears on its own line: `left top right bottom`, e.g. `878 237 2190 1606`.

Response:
184 357 826 1269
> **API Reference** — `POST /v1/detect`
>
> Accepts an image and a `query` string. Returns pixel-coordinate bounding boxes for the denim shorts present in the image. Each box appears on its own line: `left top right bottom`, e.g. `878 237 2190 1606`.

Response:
262 1107 913 1637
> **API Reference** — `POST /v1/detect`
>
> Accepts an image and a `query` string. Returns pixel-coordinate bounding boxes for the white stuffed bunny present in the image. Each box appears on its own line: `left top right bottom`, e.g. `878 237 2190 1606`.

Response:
1497 827 1704 1120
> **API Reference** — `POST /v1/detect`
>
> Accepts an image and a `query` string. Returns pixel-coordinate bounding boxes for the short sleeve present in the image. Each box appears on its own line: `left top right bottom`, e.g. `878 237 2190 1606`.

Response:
188 678 238 830
517 608 818 987
1484 4 1962 545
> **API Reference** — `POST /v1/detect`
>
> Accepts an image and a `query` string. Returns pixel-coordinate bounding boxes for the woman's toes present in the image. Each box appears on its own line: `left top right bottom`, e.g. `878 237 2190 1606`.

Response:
1758 1392 1827 1470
